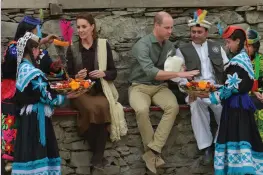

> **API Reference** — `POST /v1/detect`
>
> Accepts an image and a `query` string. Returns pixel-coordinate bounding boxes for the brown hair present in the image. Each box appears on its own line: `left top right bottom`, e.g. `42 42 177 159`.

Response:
76 13 97 40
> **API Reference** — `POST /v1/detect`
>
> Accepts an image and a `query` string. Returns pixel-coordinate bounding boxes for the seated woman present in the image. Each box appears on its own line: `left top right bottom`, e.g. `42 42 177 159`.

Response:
1 16 64 172
12 32 79 175
66 13 127 172
246 29 263 140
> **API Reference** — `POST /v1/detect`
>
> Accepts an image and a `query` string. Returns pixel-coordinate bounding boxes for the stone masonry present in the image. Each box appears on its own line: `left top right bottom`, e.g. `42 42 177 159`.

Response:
1 6 263 175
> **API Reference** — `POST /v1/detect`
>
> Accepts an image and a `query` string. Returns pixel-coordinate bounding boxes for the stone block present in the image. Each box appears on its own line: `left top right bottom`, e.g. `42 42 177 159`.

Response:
235 6 255 11
53 125 65 142
63 131 83 143
59 118 77 128
76 166 91 174
121 167 146 175
1 15 11 21
258 23 263 31
257 4 263 11
1 22 18 38
61 166 75 175
174 17 192 25
60 151 71 160
63 140 89 151
104 166 121 175
70 151 92 167
245 11 263 24
220 11 244 24
50 3 63 16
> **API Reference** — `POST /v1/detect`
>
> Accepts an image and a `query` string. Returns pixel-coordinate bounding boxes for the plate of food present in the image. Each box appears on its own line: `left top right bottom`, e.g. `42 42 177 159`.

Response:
179 80 222 95
50 78 95 95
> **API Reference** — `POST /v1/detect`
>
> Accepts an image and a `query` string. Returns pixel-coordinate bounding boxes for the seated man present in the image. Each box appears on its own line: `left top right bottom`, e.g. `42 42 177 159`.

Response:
128 11 199 174
176 9 229 163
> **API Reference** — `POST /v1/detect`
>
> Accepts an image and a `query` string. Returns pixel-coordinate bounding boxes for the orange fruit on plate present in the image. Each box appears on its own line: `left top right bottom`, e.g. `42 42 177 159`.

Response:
84 82 90 88
198 81 207 90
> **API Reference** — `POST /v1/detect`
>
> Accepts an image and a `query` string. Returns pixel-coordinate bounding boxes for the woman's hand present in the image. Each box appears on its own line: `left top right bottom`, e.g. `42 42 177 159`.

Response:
89 70 106 79
254 91 263 102
40 34 58 44
50 58 63 72
75 68 87 79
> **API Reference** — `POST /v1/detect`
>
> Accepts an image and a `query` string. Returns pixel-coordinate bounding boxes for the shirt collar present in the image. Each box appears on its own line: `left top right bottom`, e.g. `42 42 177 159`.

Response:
79 39 98 51
192 40 208 48
150 33 167 47
150 33 159 43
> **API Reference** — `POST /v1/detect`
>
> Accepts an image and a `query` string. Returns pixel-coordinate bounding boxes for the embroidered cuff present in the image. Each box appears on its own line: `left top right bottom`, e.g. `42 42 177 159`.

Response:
210 91 220 105
51 95 65 106
50 69 64 78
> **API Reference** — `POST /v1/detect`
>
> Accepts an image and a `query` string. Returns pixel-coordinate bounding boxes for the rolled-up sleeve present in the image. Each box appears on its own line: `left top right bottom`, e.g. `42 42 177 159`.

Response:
132 41 159 80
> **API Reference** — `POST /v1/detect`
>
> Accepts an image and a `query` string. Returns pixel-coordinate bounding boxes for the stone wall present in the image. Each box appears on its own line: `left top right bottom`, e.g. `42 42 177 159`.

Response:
53 109 218 175
1 6 263 175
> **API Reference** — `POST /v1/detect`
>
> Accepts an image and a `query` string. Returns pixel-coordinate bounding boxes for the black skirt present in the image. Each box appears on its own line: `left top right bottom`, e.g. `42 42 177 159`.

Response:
214 94 263 175
11 112 61 175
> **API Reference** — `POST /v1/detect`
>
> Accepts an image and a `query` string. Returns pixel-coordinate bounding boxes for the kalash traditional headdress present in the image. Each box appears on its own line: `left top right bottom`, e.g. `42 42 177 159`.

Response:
247 29 261 45
188 9 212 29
21 16 43 38
16 32 40 76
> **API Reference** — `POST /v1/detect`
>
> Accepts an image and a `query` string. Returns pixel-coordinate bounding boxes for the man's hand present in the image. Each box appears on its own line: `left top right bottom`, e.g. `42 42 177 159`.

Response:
176 70 200 79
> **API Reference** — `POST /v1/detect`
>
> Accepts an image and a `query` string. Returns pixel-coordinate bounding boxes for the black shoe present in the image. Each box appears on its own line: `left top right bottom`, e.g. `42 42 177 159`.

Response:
102 158 109 167
91 164 105 175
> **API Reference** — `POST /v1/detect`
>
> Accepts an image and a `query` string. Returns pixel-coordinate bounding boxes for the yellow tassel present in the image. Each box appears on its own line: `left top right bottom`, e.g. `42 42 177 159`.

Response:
198 10 207 23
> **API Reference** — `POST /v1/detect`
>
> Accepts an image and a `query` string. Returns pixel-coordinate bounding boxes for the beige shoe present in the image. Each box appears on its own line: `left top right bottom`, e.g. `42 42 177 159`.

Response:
142 150 157 174
155 155 165 168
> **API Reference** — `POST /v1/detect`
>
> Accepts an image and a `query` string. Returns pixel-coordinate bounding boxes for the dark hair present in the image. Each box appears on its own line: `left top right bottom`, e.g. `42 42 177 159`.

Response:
76 13 97 40
194 24 208 31
23 39 40 67
229 29 246 56
14 22 37 41
247 30 261 57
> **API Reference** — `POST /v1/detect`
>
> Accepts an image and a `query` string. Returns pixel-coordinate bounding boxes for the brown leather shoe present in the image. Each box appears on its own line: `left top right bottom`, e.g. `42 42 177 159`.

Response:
142 150 157 174
155 155 165 168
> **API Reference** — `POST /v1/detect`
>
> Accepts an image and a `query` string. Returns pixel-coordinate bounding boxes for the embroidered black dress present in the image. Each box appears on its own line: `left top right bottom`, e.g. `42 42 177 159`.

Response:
11 59 65 175
210 50 263 175
1 42 64 162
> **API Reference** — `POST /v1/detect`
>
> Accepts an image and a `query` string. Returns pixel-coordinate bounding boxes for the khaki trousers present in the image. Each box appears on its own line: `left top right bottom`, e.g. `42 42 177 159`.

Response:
128 83 179 153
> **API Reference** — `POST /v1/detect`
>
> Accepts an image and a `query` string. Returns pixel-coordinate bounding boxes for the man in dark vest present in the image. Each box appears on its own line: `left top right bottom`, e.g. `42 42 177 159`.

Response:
176 9 229 163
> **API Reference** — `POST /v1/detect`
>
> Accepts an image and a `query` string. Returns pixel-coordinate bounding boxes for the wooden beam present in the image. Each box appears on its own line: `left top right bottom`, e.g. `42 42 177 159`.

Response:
2 0 262 9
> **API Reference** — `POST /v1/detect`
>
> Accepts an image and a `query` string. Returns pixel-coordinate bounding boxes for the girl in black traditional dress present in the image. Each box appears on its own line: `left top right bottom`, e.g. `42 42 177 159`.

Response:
11 32 79 175
1 16 63 173
196 26 263 175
